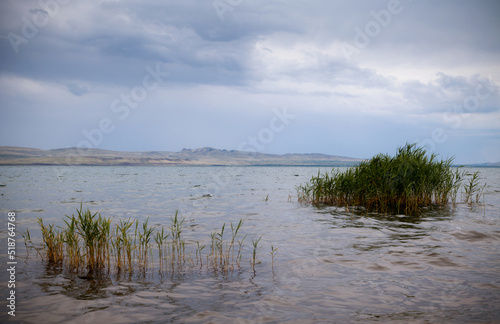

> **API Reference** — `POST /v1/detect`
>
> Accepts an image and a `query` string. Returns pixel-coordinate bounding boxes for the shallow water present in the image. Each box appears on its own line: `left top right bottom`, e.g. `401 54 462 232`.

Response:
0 165 499 323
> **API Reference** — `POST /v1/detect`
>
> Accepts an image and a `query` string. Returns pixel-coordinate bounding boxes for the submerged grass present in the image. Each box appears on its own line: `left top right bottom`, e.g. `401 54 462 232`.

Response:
29 205 270 277
297 143 484 215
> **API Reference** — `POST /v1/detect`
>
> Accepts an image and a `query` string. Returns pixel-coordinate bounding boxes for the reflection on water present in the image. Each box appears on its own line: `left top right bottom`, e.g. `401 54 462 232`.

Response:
0 166 499 323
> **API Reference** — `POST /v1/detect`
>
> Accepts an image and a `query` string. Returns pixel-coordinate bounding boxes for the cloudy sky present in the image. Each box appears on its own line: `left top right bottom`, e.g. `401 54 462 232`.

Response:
1 0 499 163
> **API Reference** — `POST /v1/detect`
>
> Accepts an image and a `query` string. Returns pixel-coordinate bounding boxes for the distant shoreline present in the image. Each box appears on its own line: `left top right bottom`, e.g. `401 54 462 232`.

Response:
0 163 364 167
0 146 363 167
1 146 498 167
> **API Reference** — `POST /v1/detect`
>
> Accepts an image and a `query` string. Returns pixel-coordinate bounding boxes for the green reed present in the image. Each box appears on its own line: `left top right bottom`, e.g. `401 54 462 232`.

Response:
230 219 245 269
137 217 156 269
463 170 486 205
37 218 64 264
195 241 206 269
170 210 185 266
62 215 82 271
209 224 224 272
297 143 480 215
207 219 247 273
72 205 112 272
251 236 262 273
22 229 30 256
270 244 278 274
33 206 270 277
154 226 169 271
22 229 44 259
114 218 135 271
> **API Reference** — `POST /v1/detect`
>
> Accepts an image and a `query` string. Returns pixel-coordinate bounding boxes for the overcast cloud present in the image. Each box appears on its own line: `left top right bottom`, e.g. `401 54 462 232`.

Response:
1 0 499 163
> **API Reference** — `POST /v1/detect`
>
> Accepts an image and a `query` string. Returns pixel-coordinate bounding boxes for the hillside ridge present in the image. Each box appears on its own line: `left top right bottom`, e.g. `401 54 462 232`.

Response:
0 146 362 166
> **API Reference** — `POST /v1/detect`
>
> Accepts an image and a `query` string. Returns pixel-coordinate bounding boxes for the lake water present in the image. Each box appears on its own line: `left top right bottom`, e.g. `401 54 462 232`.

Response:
1 165 499 323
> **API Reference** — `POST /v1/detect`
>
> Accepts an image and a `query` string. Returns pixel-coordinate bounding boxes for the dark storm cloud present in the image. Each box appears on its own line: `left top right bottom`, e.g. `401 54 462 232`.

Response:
2 1 499 87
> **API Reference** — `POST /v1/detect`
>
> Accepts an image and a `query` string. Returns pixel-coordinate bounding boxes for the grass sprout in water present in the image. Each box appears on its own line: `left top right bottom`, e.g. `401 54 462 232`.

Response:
463 170 487 205
297 143 486 215
27 205 271 278
270 244 278 273
251 236 262 273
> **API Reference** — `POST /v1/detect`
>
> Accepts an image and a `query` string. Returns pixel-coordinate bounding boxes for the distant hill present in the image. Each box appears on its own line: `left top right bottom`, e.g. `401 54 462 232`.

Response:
0 146 362 166
468 161 500 167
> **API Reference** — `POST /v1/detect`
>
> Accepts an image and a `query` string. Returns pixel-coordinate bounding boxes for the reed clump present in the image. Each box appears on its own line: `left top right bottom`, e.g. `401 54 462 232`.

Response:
297 143 482 215
30 205 269 276
71 206 112 272
38 218 64 264
207 219 246 273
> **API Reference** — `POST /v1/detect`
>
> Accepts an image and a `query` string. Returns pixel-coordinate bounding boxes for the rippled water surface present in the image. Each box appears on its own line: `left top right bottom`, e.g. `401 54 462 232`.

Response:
1 166 499 323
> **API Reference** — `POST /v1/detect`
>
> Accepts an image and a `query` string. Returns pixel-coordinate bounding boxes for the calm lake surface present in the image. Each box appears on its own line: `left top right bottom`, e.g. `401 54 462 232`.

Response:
1 165 499 323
